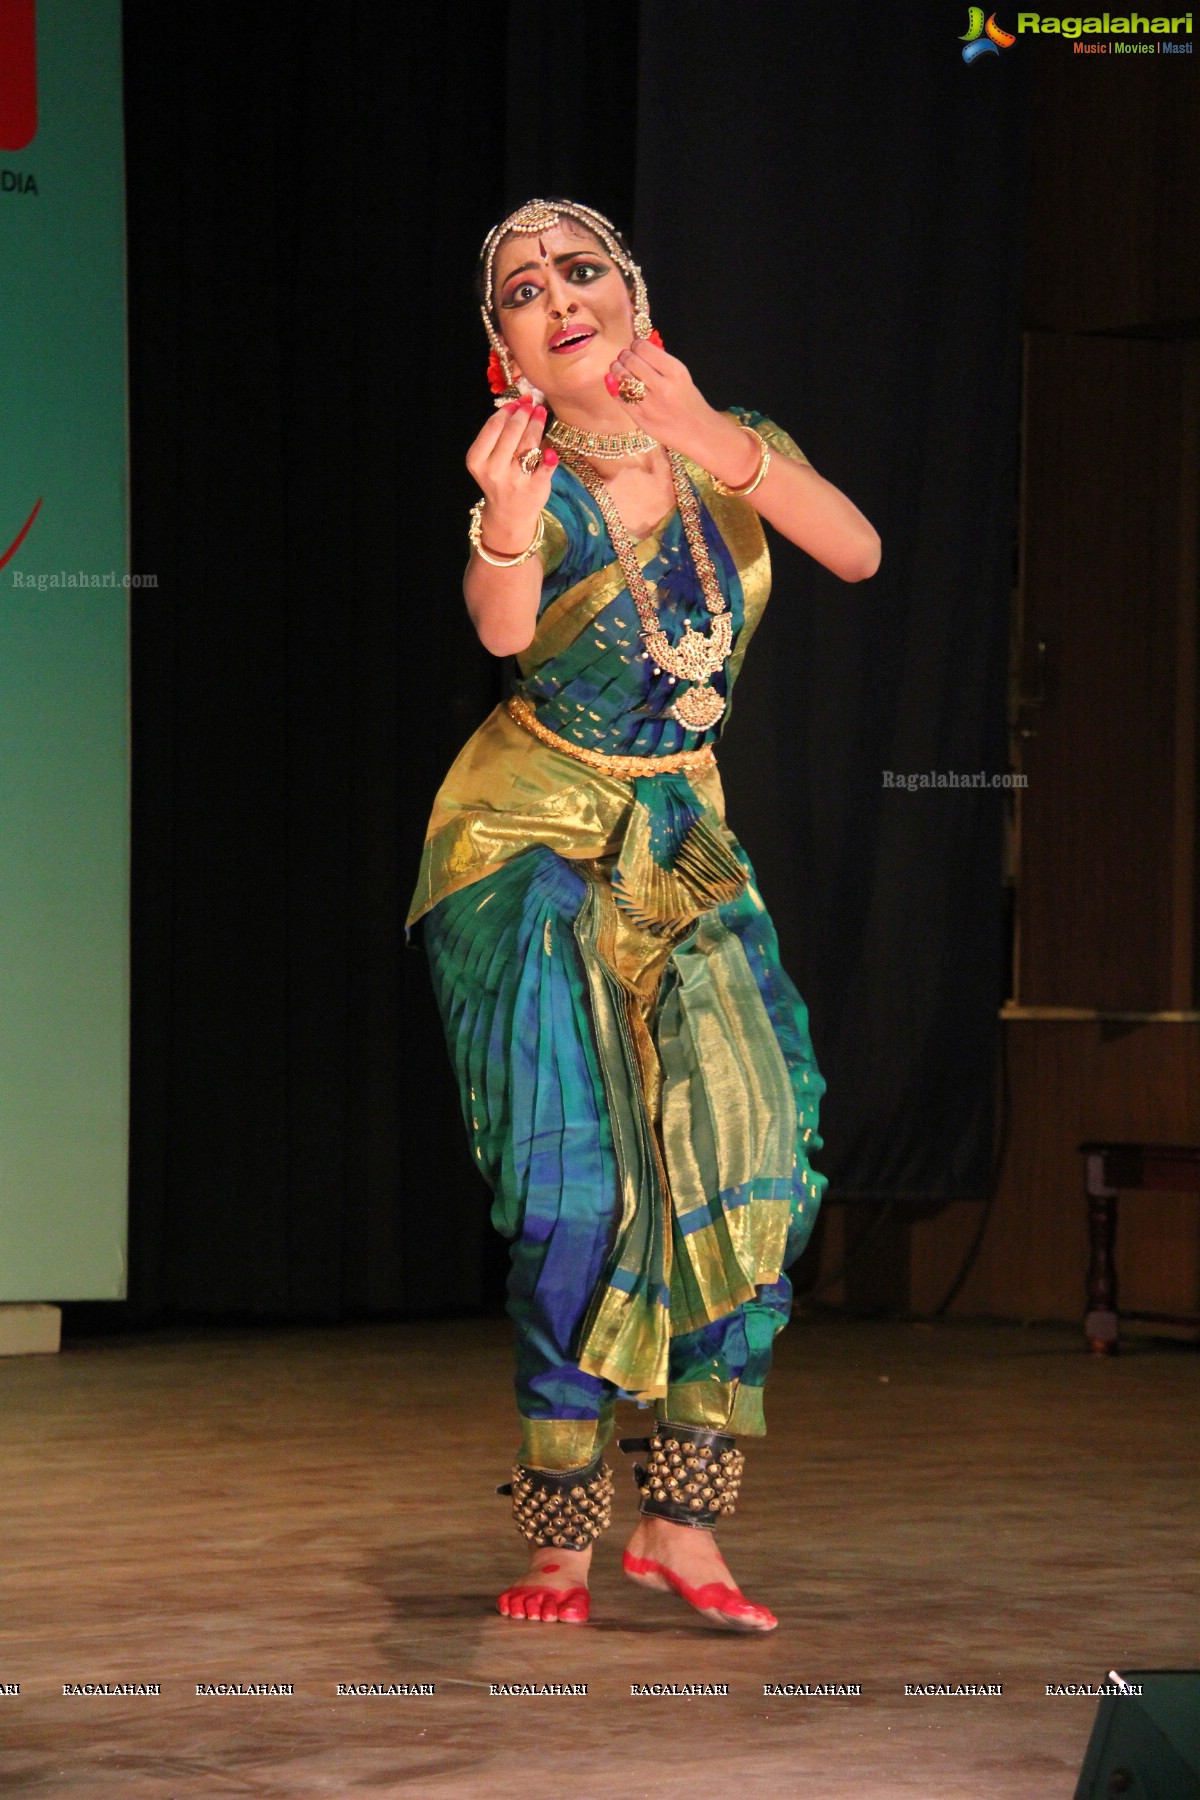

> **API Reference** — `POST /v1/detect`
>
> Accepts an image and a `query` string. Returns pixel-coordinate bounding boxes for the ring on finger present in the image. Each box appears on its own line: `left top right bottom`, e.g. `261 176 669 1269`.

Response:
617 375 647 405
517 447 543 474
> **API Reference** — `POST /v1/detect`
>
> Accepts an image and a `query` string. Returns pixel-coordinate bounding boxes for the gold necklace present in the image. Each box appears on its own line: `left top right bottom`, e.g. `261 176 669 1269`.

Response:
560 448 732 731
546 417 658 461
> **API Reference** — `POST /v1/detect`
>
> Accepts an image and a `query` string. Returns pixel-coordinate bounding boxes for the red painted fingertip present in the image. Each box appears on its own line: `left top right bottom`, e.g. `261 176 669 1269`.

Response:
532 404 547 422
543 448 559 469
502 400 521 413
604 372 621 396
518 395 535 410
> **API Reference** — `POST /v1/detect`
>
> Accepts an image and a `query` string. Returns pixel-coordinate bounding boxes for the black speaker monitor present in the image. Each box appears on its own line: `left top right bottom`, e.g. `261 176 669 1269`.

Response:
1074 1670 1200 1800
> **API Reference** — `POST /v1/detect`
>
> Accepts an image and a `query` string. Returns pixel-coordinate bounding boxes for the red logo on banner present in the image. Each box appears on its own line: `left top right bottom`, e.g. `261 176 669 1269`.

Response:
0 497 42 570
0 0 37 152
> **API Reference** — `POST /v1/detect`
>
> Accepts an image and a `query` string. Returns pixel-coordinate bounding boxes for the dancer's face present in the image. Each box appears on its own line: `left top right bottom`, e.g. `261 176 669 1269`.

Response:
492 220 634 404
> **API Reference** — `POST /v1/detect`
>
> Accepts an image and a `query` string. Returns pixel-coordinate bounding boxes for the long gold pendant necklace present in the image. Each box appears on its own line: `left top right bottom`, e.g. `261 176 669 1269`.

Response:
557 448 732 732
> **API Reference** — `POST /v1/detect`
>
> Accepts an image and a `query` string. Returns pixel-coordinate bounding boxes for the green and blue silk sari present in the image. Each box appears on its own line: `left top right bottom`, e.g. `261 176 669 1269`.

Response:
408 410 827 1468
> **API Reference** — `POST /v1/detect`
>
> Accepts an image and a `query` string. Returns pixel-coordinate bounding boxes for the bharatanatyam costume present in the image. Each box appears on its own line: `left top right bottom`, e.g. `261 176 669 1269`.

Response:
406 201 828 1555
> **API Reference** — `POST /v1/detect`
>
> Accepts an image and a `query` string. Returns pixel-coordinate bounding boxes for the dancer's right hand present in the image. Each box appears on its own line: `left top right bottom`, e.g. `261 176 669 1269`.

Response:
465 397 557 555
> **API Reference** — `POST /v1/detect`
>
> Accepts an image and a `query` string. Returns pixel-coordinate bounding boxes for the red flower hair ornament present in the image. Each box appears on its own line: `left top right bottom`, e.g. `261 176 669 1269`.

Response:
486 348 509 396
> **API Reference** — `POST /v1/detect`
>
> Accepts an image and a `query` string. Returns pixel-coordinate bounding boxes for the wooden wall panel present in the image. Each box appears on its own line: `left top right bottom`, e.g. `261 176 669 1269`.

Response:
1013 335 1199 1009
906 1019 1200 1325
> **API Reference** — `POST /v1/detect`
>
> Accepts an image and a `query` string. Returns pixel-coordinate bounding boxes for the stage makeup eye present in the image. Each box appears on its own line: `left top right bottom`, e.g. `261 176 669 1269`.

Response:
501 279 542 310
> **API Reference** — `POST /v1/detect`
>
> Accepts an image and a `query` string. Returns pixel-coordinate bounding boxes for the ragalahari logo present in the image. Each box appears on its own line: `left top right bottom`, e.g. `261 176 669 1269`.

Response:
0 0 37 151
960 7 1018 58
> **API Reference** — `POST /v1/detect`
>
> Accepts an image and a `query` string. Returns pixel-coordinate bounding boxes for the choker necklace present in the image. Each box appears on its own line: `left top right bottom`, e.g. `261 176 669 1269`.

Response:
558 447 731 731
546 417 658 461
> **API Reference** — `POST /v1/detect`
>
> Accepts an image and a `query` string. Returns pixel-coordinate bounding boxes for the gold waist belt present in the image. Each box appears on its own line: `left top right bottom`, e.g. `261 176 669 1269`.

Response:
507 693 716 780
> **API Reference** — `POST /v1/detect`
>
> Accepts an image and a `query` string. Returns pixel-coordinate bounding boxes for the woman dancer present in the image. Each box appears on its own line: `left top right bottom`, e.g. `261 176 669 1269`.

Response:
408 199 879 1632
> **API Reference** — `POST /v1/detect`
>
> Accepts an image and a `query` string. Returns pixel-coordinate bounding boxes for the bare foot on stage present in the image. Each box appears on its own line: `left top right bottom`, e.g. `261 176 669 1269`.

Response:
623 1516 777 1632
496 1542 593 1623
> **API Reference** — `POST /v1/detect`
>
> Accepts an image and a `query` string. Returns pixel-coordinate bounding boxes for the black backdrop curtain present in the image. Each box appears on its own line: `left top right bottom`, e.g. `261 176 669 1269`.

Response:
72 1 1031 1330
633 10 1030 1202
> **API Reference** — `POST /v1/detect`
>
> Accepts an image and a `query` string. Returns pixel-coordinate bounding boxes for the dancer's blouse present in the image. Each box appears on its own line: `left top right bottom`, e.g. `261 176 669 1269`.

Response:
407 407 809 930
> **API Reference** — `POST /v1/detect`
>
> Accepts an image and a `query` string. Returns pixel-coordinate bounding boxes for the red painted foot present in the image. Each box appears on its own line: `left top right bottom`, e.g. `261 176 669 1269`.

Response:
496 1582 590 1624
622 1550 777 1632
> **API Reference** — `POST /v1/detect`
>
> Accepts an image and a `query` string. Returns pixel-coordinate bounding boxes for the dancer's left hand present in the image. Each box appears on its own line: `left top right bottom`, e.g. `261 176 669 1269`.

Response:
605 339 725 463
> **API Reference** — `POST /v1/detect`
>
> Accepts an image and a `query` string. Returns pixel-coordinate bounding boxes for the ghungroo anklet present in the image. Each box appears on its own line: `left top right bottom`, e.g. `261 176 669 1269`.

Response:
618 1421 745 1529
496 1452 614 1548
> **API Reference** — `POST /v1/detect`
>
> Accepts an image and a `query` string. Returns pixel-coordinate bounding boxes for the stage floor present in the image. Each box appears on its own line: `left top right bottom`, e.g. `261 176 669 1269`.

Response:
1 1312 1196 1798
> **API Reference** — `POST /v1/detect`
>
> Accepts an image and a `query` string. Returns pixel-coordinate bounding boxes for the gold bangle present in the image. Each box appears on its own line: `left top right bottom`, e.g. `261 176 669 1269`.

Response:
711 425 771 498
468 500 545 567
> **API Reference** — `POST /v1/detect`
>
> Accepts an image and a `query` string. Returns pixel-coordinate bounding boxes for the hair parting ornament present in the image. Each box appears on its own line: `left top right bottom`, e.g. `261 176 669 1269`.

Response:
479 198 654 405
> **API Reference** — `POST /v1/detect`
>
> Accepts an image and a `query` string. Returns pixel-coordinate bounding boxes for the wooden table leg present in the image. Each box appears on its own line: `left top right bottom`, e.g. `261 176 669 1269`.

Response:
1085 1158 1119 1355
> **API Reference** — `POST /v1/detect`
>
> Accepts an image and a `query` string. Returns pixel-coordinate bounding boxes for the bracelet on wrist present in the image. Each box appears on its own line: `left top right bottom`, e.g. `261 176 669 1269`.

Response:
711 424 771 498
468 500 545 567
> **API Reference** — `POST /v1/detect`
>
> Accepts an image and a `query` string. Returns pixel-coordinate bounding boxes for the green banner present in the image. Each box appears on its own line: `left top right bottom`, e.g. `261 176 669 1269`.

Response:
0 0 130 1300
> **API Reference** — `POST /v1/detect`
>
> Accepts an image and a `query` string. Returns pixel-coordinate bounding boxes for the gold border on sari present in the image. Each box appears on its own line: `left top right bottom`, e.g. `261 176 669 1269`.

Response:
661 1379 767 1437
519 1414 612 1470
518 524 669 679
